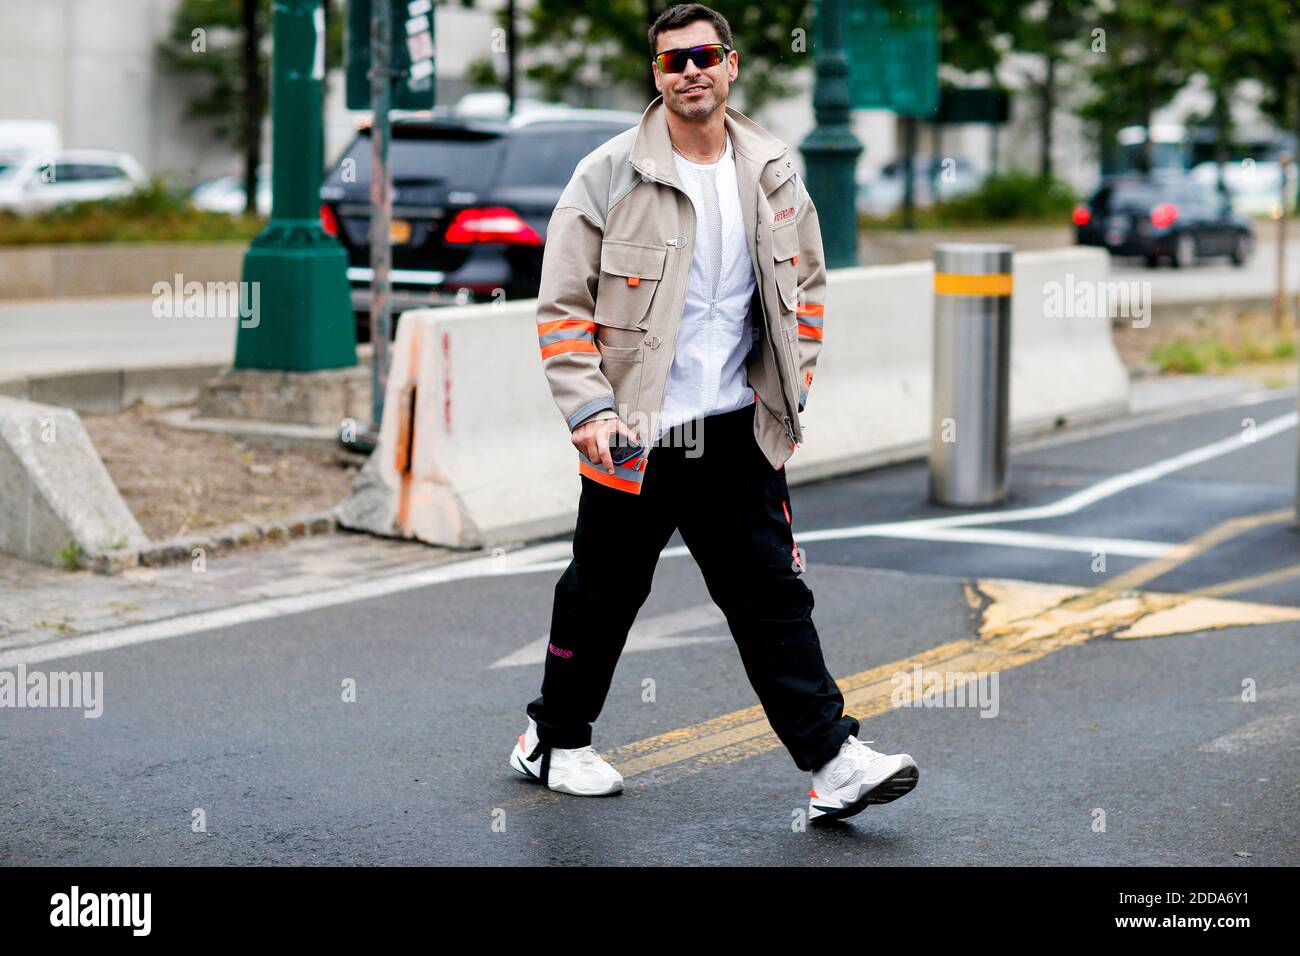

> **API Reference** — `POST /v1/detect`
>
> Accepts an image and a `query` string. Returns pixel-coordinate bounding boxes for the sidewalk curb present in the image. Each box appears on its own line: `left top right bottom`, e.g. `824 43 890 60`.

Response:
131 511 339 571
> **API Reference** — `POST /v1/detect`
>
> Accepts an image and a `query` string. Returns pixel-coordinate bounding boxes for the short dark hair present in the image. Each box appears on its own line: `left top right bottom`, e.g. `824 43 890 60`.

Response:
648 3 734 58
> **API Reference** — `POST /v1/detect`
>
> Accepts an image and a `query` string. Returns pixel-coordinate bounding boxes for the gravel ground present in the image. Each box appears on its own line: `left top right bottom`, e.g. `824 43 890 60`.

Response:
82 404 362 542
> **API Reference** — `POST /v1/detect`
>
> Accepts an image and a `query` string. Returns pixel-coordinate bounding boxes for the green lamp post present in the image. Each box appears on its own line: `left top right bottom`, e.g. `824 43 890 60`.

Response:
234 0 357 371
800 0 863 270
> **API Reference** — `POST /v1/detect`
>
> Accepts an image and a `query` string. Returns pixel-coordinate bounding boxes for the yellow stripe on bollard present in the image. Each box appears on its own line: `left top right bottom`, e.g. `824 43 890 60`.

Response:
934 272 1014 296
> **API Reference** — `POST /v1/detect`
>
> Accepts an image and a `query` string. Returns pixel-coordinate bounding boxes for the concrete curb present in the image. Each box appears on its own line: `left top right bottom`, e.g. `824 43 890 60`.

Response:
134 511 339 569
0 364 225 414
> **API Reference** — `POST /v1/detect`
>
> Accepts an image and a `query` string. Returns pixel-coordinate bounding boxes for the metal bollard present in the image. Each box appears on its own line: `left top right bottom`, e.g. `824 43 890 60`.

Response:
929 243 1014 506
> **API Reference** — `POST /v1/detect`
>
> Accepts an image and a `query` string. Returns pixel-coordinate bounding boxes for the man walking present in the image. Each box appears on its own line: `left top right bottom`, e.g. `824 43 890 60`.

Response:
511 3 918 823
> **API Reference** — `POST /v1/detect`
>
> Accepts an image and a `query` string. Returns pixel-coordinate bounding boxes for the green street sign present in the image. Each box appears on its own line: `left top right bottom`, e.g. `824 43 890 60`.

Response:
346 0 436 111
843 0 938 116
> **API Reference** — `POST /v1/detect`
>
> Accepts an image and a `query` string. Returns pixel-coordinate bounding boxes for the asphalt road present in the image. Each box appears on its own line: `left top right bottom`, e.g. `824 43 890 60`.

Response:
1 390 1297 866
1109 234 1300 304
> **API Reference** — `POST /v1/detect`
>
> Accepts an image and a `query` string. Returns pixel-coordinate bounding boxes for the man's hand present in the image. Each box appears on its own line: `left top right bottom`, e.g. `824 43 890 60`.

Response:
572 416 638 475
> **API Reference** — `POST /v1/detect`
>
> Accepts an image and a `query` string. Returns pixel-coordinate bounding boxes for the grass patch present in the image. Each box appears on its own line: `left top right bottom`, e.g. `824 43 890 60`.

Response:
0 180 264 245
1149 331 1298 374
860 171 1079 231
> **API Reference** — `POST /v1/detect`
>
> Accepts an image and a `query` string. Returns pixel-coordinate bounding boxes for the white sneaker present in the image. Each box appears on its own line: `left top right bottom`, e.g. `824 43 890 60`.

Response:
808 735 918 824
509 718 624 796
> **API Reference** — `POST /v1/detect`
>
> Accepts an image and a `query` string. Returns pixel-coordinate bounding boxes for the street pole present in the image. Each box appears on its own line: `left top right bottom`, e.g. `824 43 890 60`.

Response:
234 0 356 372
1275 152 1290 333
800 0 863 269
368 0 393 437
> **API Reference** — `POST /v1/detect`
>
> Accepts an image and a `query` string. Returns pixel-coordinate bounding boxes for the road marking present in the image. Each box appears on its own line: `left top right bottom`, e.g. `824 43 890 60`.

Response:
1199 713 1300 754
490 603 729 668
1098 508 1293 593
1191 563 1300 599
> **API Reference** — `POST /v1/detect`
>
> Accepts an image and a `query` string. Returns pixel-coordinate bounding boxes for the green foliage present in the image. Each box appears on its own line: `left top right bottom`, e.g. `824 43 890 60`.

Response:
0 181 264 245
1149 332 1297 374
56 541 83 572
861 172 1078 229
508 0 812 113
156 0 343 144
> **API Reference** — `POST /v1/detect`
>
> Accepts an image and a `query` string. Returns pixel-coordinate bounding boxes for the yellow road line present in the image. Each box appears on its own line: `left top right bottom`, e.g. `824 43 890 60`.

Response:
1190 563 1300 599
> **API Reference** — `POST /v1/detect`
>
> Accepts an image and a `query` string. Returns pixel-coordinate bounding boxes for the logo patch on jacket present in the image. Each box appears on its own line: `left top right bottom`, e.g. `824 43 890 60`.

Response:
773 206 796 222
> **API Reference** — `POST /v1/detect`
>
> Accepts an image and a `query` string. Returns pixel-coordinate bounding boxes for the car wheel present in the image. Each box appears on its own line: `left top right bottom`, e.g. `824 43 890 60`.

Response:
1144 254 1160 269
1171 233 1197 269
1229 232 1250 267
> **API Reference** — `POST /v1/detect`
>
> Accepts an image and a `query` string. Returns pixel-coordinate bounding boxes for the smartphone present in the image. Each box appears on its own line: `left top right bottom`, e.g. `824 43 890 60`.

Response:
607 435 644 466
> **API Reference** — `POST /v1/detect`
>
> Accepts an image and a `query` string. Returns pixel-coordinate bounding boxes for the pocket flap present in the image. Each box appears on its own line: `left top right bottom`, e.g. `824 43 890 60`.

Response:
771 222 800 262
600 240 667 280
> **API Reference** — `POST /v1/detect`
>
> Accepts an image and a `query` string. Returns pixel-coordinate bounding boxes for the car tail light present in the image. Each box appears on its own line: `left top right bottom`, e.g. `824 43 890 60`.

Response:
443 206 542 245
1072 205 1091 226
320 203 340 236
1150 203 1178 229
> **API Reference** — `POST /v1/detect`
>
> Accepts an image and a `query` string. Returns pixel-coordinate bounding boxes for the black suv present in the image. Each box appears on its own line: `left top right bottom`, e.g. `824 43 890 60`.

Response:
320 107 641 340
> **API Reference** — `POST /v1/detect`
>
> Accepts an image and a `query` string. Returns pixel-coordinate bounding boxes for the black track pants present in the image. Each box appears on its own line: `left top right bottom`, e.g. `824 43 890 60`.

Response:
526 401 858 772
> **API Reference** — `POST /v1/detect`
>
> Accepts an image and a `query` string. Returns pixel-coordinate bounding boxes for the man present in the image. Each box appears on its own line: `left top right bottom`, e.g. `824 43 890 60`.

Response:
510 3 918 824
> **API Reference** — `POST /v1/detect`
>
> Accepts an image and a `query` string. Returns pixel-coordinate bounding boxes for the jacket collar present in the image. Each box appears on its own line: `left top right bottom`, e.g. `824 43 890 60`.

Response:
629 95 789 186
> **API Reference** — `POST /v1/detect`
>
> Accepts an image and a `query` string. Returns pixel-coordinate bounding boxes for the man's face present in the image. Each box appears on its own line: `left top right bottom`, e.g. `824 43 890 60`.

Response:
652 22 738 120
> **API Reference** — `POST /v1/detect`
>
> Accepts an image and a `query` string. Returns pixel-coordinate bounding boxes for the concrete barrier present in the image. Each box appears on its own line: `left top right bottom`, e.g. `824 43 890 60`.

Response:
337 247 1129 549
0 242 244 299
0 397 148 569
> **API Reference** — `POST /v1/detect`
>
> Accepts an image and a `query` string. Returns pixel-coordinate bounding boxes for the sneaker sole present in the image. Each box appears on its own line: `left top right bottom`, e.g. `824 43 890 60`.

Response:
810 763 919 824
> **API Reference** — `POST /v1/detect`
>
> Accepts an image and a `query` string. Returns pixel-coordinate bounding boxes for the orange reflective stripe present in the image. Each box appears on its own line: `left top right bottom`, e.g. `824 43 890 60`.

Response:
537 317 596 336
540 339 598 359
796 302 824 317
933 272 1013 296
797 323 823 340
578 460 643 494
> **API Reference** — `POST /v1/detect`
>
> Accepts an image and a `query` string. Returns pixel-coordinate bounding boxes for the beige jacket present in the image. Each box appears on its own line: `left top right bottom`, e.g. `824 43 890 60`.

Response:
535 95 827 493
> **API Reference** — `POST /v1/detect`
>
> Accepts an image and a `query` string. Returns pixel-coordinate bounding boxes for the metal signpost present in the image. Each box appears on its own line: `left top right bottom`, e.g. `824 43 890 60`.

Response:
345 0 435 444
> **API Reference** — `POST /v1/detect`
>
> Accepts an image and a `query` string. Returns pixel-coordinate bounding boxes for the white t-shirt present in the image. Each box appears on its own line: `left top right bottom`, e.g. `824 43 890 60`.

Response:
658 132 756 439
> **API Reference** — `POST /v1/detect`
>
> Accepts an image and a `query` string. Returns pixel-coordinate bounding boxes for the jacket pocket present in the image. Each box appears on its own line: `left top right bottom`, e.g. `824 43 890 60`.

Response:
595 339 644 410
771 221 801 314
594 239 667 331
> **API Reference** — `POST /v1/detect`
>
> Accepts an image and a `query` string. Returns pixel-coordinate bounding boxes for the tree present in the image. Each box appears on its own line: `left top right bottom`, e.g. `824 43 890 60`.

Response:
1008 0 1102 179
467 0 813 115
158 0 344 215
1078 1 1192 174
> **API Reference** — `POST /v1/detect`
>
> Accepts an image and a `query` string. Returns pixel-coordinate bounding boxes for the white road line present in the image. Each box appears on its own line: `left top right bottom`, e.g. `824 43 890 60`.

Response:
3 410 1293 668
0 539 573 669
796 525 1174 558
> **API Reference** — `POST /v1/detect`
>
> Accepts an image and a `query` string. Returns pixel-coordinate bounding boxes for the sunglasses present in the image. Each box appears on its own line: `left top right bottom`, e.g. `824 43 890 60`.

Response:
653 42 732 74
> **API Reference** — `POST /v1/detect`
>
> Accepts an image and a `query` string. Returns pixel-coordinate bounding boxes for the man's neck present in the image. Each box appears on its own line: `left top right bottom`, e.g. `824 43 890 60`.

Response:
665 106 728 164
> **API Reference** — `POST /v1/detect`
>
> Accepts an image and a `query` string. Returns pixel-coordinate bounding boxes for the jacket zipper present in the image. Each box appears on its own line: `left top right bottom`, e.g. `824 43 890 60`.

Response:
634 157 798 455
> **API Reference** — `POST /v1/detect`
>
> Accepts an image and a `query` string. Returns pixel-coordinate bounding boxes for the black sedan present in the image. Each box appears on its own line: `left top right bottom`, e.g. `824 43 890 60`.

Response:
1073 175 1253 268
320 107 639 341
